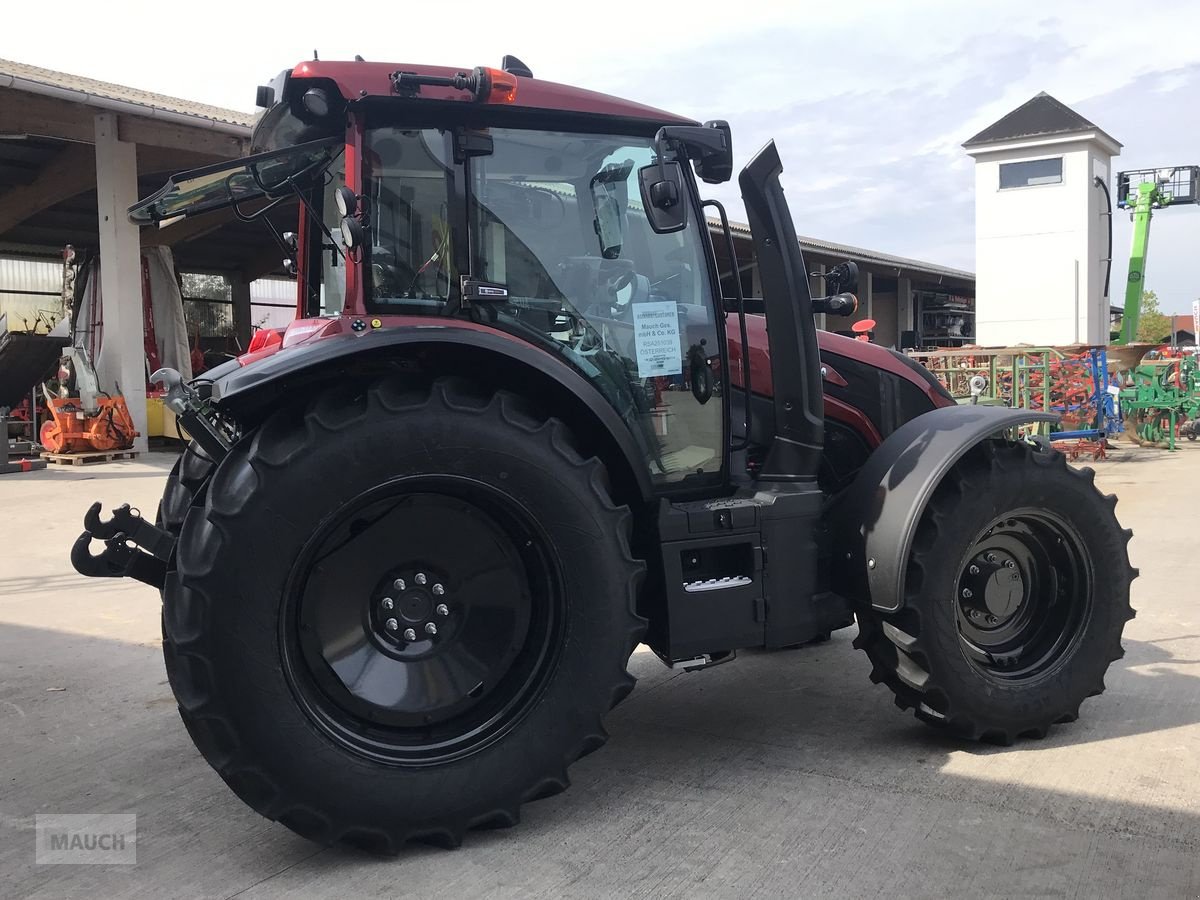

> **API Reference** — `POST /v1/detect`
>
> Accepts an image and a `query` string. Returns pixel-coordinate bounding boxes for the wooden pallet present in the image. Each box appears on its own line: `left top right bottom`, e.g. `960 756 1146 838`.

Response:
40 450 139 466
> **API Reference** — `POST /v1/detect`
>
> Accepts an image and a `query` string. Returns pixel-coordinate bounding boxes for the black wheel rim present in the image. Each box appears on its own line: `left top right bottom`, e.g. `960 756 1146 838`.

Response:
954 508 1093 681
280 475 563 766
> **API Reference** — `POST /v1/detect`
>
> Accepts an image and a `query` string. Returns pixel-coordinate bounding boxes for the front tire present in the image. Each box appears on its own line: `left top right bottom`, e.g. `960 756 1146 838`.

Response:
161 378 644 852
854 441 1136 744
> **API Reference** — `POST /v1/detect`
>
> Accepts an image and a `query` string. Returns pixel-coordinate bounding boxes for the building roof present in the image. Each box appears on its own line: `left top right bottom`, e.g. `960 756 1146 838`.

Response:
963 92 1121 149
0 57 254 133
716 219 975 283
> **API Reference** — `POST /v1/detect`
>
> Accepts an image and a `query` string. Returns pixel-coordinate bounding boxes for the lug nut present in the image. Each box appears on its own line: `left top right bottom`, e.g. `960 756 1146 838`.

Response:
432 583 445 596
415 573 427 586
1004 559 1015 568
969 565 980 575
986 553 997 564
403 628 417 641
393 578 406 591
425 622 438 635
385 618 399 632
436 603 449 617
381 597 394 611
962 588 973 599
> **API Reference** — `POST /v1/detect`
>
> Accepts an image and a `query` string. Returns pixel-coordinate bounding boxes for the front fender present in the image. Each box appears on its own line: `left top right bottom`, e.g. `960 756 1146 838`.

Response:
202 324 657 504
832 405 1058 613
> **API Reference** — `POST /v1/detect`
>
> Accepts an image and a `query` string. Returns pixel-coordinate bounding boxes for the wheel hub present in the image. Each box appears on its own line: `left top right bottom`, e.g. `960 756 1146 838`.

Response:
953 511 1093 681
369 570 453 651
282 478 561 765
959 549 1025 625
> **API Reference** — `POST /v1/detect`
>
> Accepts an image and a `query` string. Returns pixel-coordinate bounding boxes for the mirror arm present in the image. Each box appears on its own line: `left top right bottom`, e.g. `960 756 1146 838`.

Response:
653 128 671 187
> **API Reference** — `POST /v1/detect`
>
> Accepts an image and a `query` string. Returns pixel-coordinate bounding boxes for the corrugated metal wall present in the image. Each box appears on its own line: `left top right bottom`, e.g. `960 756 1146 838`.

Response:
0 257 65 331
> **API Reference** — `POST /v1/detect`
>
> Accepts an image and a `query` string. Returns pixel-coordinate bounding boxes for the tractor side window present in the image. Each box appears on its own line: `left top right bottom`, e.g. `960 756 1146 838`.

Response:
470 129 725 490
363 128 455 311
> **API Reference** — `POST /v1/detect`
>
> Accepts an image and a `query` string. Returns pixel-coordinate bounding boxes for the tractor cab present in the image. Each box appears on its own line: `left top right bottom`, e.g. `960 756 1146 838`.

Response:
132 59 735 493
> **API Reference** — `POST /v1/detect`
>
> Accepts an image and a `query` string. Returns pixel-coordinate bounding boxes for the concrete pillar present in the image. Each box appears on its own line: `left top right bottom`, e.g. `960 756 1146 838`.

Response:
94 114 148 453
897 276 913 347
231 273 252 351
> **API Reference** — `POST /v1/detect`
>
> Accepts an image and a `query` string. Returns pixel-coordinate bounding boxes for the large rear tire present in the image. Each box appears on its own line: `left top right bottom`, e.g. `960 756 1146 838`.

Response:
853 441 1136 744
158 442 214 532
160 377 645 852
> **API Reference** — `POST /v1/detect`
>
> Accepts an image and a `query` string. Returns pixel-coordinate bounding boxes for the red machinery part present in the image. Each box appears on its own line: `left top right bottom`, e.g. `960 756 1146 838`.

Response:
41 396 138 453
40 419 63 453
142 256 162 375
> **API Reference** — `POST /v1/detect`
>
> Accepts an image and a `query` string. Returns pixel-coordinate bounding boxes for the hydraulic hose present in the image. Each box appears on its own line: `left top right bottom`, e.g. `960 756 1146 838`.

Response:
1094 175 1113 302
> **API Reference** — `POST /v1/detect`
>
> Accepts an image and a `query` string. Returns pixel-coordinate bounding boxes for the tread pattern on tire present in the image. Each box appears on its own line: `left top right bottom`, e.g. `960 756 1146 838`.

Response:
852 441 1137 745
158 443 215 532
158 377 646 853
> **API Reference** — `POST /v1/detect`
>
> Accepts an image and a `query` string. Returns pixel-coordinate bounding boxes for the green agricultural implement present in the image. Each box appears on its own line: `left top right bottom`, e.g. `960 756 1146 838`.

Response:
1120 356 1200 449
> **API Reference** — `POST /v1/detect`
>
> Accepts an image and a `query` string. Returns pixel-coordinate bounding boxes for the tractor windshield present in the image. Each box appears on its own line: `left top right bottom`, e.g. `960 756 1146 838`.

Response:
363 125 725 488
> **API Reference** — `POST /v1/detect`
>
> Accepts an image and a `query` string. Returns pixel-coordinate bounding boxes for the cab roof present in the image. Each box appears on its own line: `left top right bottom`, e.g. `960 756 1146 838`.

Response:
290 60 696 126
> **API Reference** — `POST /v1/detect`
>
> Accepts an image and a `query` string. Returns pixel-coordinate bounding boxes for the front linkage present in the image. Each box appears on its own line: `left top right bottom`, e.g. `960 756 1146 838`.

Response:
72 502 174 587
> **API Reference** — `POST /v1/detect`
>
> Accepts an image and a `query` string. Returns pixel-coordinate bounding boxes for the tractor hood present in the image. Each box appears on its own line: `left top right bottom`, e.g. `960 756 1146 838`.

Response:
727 314 954 407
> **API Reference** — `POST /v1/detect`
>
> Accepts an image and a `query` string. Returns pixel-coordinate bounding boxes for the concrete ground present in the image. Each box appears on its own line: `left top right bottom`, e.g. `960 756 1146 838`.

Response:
1 441 1198 899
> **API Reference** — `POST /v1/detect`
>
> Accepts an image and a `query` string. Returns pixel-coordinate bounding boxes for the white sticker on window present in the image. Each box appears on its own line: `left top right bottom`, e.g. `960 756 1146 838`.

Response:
633 301 682 378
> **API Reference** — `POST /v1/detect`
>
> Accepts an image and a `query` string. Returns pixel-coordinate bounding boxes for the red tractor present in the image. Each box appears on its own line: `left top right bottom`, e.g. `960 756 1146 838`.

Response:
73 57 1135 853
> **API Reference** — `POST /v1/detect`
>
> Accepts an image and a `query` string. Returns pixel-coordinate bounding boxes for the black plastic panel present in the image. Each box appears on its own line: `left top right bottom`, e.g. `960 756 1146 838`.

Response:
832 406 1058 612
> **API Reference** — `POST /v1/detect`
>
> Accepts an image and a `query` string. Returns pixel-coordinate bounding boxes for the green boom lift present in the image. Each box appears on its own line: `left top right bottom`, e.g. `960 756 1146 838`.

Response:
1113 165 1199 344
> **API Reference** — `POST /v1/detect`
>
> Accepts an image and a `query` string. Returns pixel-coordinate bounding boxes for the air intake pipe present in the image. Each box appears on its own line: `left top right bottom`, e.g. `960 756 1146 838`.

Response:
738 142 823 481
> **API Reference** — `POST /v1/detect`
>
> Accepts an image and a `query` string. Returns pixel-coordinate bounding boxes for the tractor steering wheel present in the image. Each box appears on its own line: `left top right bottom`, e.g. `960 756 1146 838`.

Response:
607 268 637 305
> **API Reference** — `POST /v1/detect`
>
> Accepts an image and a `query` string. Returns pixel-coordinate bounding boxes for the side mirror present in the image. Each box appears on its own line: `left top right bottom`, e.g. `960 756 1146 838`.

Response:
654 122 733 185
692 121 733 184
824 260 859 295
593 193 624 259
638 161 688 234
590 160 633 259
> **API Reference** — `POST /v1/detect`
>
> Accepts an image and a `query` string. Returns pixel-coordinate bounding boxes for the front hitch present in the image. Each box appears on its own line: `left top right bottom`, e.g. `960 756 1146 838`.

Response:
71 502 175 588
152 367 234 463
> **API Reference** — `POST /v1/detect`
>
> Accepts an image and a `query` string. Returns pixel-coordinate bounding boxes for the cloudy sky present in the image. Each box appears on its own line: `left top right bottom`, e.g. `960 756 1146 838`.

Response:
6 0 1199 312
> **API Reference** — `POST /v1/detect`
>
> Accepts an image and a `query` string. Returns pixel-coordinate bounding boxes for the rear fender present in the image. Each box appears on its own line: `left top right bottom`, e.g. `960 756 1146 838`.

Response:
832 405 1057 613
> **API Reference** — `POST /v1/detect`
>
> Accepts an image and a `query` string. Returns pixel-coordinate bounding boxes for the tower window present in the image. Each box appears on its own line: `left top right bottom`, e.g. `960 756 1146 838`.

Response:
999 157 1063 189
